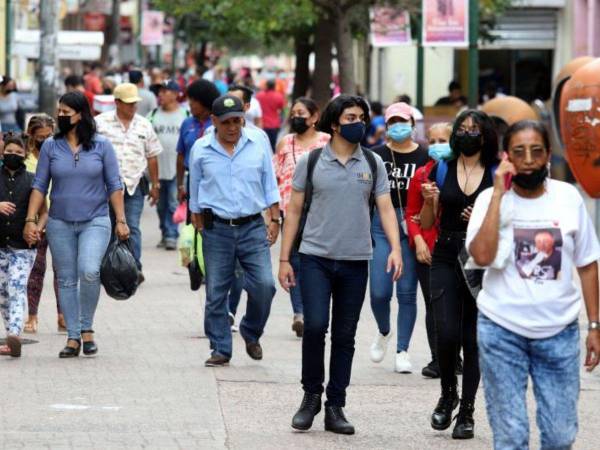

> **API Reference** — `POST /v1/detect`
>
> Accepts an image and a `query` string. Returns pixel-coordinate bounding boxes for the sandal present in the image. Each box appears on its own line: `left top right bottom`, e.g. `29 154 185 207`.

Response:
24 316 38 334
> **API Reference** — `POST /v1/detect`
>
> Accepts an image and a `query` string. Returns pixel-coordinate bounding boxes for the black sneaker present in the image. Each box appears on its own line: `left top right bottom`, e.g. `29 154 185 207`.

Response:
422 360 440 378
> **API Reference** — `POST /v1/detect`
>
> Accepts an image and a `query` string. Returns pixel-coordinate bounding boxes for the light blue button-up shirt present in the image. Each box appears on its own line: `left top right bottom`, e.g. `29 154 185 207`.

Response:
189 127 280 219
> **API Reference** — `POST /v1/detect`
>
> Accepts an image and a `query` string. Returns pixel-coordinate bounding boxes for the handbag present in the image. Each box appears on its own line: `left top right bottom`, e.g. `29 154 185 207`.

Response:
457 245 483 300
188 229 203 291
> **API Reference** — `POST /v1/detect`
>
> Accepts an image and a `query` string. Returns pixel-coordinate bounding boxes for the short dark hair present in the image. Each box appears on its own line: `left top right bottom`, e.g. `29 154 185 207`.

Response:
449 81 461 92
503 120 550 153
90 61 102 71
449 109 499 168
186 79 221 109
397 94 412 105
318 95 371 136
128 70 143 85
64 75 84 88
292 97 319 116
2 133 26 154
266 79 276 90
56 91 97 151
370 101 383 116
228 84 254 104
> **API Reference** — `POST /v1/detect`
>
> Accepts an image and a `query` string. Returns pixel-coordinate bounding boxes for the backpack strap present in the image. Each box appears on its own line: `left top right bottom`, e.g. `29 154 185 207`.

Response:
435 159 449 187
361 147 378 220
293 148 323 250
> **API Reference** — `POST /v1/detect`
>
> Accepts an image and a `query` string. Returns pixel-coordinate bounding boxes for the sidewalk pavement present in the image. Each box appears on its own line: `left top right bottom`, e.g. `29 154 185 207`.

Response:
1 206 599 449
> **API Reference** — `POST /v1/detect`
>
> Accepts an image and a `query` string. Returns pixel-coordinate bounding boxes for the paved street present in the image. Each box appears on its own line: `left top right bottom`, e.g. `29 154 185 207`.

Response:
1 206 599 450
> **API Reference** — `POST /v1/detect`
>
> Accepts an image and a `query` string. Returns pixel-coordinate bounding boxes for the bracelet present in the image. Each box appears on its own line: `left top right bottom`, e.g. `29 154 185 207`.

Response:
25 218 38 224
271 218 281 224
116 219 127 225
589 321 600 331
279 259 290 263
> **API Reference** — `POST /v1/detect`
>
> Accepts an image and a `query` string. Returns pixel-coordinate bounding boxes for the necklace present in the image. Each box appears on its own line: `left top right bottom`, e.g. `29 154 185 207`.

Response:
460 156 479 196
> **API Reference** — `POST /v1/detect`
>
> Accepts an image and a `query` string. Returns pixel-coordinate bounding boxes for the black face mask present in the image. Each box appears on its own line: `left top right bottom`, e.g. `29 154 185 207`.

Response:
57 115 76 134
454 132 481 156
3 154 25 171
290 117 310 134
512 166 548 190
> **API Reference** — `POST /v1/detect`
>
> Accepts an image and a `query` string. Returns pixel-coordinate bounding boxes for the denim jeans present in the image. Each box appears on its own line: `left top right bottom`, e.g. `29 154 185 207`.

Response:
369 208 417 352
201 219 276 358
228 259 245 316
157 177 179 240
110 185 144 270
478 314 580 450
300 254 368 407
47 215 111 340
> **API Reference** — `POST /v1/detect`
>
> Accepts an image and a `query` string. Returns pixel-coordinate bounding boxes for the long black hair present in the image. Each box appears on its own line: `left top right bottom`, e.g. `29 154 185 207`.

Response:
449 109 499 168
503 120 550 153
55 91 96 150
318 95 371 136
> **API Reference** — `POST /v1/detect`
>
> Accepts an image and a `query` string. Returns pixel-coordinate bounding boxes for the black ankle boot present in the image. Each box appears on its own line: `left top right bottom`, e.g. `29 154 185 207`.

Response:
324 406 355 435
291 393 321 431
431 387 459 430
452 400 475 439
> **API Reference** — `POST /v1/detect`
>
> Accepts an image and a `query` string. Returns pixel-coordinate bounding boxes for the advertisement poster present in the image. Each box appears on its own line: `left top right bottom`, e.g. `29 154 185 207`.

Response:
141 10 164 46
422 0 469 47
370 7 412 47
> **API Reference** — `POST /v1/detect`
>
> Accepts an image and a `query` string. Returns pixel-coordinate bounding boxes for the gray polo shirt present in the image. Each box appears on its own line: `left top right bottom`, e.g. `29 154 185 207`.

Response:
292 143 389 260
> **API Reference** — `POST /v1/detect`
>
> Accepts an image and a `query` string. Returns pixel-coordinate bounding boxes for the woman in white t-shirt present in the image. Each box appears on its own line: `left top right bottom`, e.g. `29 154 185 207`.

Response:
466 120 600 450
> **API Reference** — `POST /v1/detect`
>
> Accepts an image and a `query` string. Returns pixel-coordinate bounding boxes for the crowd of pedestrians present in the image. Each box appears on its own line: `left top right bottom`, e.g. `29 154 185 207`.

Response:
0 62 599 450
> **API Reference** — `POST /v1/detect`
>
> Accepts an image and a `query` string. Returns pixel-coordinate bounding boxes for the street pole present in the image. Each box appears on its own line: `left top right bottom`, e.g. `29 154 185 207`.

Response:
108 0 120 67
38 0 58 117
467 0 479 108
416 16 424 112
5 0 12 76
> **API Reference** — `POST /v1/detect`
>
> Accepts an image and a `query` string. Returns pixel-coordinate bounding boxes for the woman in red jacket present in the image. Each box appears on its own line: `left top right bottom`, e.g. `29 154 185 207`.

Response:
405 122 452 378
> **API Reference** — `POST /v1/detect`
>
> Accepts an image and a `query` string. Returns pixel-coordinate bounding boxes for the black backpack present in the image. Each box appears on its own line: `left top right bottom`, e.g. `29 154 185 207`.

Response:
293 146 379 250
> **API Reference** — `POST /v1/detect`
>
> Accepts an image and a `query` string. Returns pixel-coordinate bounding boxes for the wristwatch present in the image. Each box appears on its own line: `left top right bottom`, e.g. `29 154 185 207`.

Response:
589 321 600 331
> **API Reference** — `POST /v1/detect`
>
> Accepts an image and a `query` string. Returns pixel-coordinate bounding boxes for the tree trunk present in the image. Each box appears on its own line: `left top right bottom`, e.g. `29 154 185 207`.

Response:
292 31 312 100
312 16 334 109
335 4 356 95
103 0 121 67
39 0 59 117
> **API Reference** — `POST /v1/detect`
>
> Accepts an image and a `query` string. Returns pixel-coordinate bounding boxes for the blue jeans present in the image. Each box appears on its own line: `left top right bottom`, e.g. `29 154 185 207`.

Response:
369 208 417 352
478 313 580 450
228 260 245 316
300 254 368 407
47 216 111 340
201 219 276 358
157 177 179 240
110 185 144 270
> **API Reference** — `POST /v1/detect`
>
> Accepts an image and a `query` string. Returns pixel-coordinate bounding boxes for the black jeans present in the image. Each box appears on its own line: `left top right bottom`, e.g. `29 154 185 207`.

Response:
416 261 436 362
430 232 480 402
300 254 368 407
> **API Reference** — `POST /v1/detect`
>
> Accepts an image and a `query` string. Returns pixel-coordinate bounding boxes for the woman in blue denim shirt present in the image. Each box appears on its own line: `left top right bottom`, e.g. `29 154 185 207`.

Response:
25 91 129 359
467 121 600 450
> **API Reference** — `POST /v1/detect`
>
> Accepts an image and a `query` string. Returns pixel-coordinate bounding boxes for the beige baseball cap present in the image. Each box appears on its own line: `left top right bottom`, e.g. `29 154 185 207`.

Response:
113 83 142 103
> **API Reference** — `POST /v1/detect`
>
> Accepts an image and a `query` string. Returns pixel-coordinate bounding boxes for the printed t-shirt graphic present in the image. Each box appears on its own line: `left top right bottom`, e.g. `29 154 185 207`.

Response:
514 224 562 281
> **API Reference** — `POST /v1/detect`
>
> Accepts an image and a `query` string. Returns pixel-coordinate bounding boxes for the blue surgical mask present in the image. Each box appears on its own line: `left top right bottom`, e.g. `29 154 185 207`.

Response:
428 143 454 161
339 122 366 144
386 123 412 142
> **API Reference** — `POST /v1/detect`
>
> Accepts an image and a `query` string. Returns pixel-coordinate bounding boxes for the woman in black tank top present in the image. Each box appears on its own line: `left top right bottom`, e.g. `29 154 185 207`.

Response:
420 110 499 440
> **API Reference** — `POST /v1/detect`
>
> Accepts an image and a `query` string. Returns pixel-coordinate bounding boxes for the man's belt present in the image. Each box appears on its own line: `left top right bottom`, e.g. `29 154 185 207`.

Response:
214 213 262 226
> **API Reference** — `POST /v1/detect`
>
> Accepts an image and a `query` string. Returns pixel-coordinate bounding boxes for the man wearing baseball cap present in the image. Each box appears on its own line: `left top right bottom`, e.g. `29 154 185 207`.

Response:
189 94 280 367
95 83 163 281
148 80 190 250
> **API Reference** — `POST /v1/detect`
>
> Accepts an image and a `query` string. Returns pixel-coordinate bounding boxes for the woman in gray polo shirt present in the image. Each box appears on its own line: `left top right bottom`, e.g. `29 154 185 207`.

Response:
278 95 403 435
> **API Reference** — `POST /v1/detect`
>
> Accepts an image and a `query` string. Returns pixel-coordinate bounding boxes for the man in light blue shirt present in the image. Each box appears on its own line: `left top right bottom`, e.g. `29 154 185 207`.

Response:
189 94 280 367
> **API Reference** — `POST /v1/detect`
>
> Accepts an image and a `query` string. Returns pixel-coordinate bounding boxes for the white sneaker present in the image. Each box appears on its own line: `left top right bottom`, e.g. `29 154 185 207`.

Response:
229 312 239 333
370 332 392 363
395 351 413 373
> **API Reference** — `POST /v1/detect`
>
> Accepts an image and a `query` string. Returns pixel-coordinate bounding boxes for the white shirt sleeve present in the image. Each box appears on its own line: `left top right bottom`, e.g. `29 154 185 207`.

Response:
573 194 600 267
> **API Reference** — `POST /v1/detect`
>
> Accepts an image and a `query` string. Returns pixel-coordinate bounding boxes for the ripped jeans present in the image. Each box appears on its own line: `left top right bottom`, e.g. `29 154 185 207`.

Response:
47 216 111 340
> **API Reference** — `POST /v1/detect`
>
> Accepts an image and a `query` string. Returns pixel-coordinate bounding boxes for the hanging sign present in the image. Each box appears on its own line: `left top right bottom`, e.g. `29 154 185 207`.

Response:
422 0 469 47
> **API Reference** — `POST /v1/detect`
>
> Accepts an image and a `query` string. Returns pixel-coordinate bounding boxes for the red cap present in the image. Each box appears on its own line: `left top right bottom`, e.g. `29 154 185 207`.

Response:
385 102 413 123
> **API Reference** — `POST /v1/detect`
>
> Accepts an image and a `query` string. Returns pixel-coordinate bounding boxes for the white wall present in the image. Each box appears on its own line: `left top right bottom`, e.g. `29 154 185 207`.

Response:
369 45 454 106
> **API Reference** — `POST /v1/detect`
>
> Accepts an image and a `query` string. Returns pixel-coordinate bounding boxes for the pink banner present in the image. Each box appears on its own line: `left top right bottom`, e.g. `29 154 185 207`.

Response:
141 10 164 46
370 7 411 47
422 0 469 47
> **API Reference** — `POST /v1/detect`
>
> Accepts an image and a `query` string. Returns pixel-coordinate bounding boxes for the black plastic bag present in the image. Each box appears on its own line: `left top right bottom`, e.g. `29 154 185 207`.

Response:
188 230 203 291
101 239 139 300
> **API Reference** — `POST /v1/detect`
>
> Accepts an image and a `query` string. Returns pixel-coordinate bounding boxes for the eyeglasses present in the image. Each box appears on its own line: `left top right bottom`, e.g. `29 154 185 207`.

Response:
509 147 547 160
455 129 480 137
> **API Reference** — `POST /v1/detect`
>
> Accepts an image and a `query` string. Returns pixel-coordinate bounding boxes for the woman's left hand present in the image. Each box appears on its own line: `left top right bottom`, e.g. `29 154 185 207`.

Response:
585 330 600 372
115 222 130 241
386 249 403 282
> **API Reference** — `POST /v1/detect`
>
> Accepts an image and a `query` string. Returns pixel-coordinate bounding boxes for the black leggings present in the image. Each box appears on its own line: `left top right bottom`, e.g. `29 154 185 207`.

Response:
430 234 479 402
416 261 436 362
